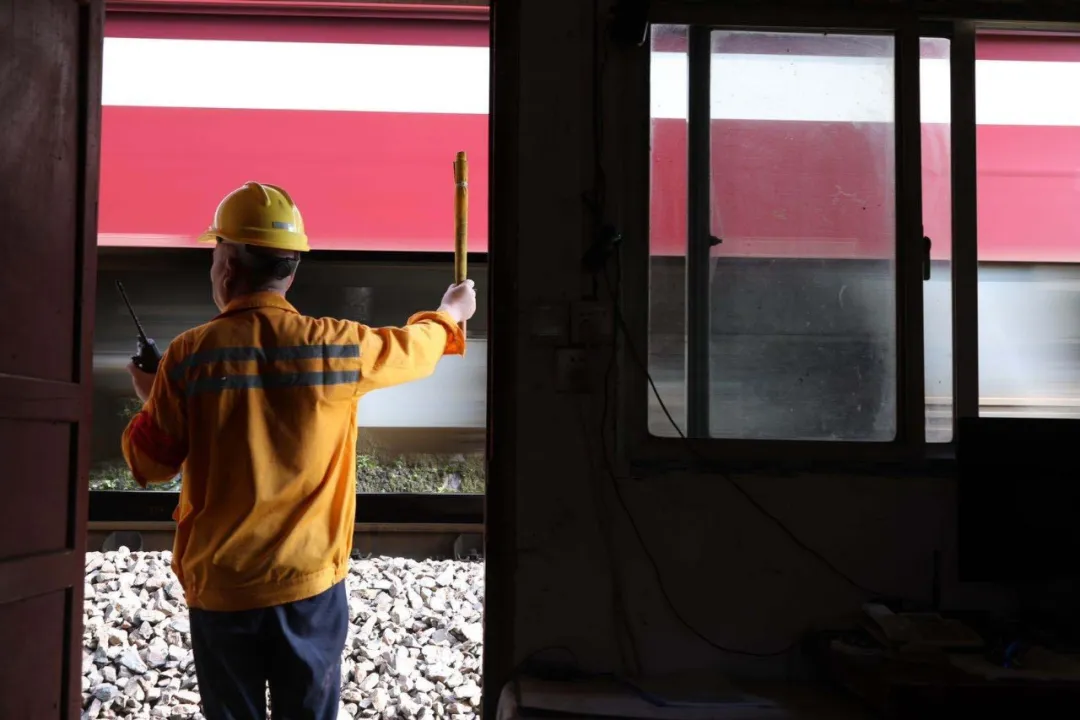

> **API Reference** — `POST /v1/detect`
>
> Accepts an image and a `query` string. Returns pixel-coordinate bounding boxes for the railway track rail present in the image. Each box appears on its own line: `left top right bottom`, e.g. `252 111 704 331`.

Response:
87 518 484 560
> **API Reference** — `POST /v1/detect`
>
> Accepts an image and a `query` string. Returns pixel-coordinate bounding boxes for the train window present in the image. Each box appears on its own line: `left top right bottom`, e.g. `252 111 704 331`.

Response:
974 30 1080 421
648 27 900 441
922 37 954 443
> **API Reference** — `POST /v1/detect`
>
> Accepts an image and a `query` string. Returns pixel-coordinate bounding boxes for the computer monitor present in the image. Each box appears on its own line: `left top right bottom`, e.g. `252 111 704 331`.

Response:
956 416 1080 586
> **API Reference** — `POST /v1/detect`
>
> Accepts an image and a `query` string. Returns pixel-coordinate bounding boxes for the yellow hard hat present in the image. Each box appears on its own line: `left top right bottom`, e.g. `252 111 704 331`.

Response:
198 181 309 252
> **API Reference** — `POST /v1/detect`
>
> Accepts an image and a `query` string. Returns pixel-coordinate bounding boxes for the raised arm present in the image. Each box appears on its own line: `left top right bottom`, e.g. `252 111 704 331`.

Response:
353 280 476 395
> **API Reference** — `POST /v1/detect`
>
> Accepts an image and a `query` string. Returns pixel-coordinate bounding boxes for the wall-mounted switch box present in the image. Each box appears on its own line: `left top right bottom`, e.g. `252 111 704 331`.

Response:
570 300 612 345
555 347 590 394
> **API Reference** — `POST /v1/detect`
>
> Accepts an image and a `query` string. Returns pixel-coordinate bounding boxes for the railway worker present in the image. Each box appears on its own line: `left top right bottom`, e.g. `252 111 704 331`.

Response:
118 181 476 720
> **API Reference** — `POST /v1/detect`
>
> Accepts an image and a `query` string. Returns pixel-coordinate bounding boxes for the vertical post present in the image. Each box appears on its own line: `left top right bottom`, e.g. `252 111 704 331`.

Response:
482 0 519 714
686 26 712 439
896 25 925 449
950 23 979 425
454 150 469 345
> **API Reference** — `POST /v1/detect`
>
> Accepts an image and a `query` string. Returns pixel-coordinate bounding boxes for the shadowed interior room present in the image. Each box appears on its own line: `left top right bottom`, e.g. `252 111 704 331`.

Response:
4 0 1080 718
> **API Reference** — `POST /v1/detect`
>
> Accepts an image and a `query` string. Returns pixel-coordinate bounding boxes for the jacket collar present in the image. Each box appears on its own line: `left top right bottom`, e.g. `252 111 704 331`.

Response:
215 291 299 320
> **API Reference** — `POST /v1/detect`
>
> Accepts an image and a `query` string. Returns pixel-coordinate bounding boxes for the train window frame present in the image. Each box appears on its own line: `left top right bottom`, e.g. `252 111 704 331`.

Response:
615 4 1080 470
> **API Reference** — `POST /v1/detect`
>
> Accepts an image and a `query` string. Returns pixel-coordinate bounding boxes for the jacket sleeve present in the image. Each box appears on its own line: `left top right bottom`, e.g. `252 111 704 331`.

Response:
121 343 189 487
353 309 466 395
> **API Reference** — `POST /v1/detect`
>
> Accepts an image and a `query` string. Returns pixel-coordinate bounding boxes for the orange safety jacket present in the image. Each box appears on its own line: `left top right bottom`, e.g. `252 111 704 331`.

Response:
121 292 465 611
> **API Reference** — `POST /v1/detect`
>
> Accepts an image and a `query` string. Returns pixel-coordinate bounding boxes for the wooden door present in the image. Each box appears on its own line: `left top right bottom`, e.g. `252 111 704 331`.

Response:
0 0 104 717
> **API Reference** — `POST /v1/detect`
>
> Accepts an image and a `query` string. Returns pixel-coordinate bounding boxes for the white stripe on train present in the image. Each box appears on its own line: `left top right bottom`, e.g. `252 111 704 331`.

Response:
102 38 491 115
102 37 1080 126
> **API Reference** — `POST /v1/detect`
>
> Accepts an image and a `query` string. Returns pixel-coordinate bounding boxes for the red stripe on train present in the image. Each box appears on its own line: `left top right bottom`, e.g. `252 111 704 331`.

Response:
98 107 1080 262
650 120 1080 263
99 106 490 252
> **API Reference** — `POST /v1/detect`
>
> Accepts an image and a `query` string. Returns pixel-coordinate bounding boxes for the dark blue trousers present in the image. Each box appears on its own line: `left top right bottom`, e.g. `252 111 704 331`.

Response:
188 581 348 720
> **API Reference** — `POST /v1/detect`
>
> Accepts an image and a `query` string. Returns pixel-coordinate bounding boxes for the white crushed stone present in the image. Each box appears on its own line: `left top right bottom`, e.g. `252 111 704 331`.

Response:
82 549 484 720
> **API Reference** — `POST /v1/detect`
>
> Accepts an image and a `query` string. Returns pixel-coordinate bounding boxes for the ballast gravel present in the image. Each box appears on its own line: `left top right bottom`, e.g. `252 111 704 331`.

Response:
82 550 484 720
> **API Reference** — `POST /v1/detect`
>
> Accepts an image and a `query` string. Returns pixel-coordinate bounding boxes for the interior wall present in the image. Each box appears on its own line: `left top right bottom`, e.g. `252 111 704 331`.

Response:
498 0 1009 685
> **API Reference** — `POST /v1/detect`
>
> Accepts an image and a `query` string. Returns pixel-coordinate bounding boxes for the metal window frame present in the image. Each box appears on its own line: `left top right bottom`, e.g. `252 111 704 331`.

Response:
938 17 1080 448
650 1 1080 29
684 26 711 439
950 21 979 435
620 2 1080 472
623 15 930 467
896 24 927 451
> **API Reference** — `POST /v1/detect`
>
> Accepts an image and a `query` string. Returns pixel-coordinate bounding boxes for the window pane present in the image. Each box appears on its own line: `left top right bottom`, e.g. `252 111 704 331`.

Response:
705 31 897 441
922 38 954 443
649 24 689 437
975 31 1080 419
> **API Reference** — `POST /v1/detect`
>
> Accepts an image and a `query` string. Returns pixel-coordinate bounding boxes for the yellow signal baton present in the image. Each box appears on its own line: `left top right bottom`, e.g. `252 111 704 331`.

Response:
453 151 468 352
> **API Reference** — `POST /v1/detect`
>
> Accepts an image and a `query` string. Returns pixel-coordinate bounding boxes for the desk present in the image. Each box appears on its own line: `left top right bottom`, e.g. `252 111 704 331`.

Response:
816 637 1080 717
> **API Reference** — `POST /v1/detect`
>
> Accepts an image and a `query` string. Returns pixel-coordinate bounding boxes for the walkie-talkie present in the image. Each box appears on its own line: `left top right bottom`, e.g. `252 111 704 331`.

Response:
115 281 162 374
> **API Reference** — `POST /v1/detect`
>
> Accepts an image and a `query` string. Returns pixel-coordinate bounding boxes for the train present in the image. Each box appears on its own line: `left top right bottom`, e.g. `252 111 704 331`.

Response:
91 7 1080 467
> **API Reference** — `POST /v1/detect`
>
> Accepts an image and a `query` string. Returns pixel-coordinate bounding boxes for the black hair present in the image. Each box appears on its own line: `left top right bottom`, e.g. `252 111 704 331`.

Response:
217 237 300 287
